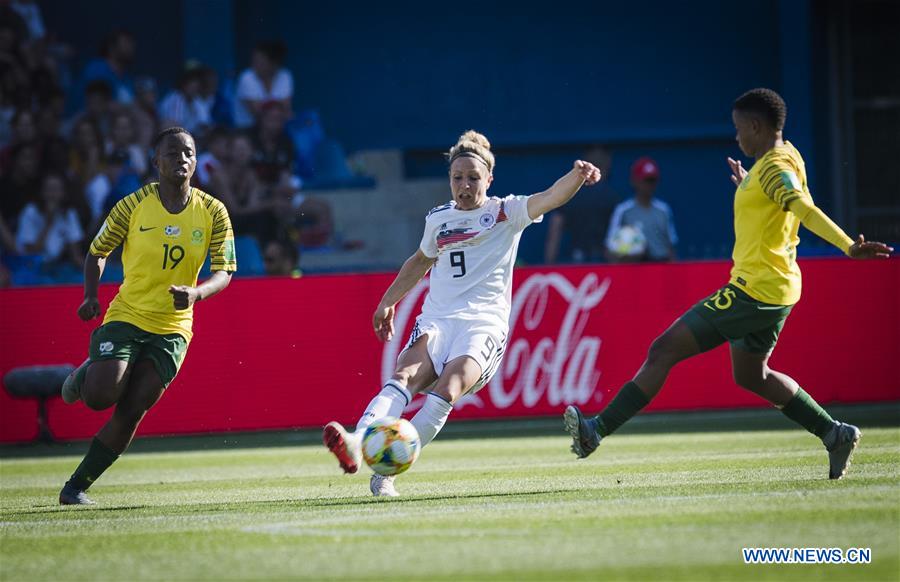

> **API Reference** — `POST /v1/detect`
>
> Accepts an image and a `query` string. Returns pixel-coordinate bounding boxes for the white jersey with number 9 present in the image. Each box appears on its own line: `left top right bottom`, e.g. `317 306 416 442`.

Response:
418 194 541 327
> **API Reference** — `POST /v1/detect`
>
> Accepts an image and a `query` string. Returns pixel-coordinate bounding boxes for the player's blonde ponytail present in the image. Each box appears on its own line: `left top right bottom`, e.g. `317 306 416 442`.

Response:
447 130 495 173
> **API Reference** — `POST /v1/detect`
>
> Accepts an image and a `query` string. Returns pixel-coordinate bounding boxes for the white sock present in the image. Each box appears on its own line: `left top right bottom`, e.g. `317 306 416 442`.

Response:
355 380 412 433
411 393 453 447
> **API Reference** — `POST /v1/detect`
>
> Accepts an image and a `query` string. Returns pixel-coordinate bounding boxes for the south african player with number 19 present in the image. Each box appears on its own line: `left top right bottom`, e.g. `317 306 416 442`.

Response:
58 127 237 505
323 130 601 497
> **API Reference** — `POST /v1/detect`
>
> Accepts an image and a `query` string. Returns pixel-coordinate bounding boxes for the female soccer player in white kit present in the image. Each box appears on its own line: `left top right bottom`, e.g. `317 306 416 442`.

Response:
324 131 601 496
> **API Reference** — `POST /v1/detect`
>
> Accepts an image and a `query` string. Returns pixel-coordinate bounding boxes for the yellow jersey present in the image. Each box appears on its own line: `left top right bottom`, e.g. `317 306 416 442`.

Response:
729 142 809 306
90 184 237 340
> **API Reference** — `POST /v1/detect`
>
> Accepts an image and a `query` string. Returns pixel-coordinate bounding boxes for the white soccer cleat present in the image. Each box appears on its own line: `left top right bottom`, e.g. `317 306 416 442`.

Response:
827 422 861 480
322 421 362 474
370 474 398 497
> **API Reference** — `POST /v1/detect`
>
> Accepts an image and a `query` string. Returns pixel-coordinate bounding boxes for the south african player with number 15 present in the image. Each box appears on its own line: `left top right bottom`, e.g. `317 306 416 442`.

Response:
564 89 893 480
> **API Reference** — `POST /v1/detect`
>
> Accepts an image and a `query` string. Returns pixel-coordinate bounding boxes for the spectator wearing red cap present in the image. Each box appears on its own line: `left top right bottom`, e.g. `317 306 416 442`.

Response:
605 156 677 262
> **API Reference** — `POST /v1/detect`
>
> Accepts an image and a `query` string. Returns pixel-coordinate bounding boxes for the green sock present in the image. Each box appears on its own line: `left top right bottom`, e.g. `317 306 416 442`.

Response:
67 438 120 491
596 381 652 437
781 388 835 439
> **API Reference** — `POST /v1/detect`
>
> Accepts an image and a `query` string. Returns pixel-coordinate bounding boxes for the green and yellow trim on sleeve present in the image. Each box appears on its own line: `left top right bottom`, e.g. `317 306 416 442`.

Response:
198 190 237 272
89 186 152 257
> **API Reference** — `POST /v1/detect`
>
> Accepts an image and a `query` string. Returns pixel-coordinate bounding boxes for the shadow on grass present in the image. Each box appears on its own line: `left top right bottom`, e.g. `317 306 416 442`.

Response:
5 487 583 519
8 466 896 520
2 403 897 459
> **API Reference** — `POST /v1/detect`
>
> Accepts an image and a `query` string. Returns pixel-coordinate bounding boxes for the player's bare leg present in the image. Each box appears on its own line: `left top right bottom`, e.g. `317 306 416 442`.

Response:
64 359 131 408
631 319 706 399
367 355 480 497
411 354 480 445
566 319 709 458
60 360 165 505
324 335 437 475
95 360 166 453
730 346 797 405
79 360 133 411
429 355 481 403
730 346 859 479
394 336 441 395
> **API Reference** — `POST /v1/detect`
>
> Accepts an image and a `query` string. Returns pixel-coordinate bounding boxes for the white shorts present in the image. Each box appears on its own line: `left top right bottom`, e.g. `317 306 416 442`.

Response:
403 316 507 394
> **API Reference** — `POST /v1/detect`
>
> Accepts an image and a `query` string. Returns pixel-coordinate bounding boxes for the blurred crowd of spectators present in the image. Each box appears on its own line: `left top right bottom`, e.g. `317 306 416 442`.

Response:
0 1 347 288
0 1 684 289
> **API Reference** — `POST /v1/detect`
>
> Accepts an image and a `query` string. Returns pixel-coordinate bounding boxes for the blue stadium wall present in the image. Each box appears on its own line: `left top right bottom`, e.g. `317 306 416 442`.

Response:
43 0 832 262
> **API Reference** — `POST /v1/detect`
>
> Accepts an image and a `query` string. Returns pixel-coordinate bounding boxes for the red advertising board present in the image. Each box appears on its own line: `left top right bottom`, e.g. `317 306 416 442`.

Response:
1 259 897 443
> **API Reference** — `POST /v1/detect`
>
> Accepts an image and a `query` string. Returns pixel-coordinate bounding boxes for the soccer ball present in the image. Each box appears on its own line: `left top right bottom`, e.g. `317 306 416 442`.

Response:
362 417 421 476
607 224 647 257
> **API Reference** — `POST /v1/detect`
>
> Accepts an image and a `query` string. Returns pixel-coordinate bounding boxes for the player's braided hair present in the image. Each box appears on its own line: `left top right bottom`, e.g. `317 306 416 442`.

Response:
733 88 787 131
152 126 193 151
447 130 495 173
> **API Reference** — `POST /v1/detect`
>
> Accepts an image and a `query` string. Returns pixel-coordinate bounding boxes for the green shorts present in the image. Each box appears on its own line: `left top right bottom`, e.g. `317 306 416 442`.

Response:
89 321 188 387
680 284 793 354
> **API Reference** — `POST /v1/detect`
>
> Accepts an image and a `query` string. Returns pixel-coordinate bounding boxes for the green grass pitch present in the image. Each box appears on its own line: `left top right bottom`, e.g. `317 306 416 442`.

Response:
1 409 898 581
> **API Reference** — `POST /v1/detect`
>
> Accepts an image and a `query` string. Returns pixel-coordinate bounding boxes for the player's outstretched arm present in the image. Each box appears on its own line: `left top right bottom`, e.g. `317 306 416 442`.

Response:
526 161 601 220
373 249 435 342
169 270 232 310
77 252 106 321
786 197 893 259
728 157 893 260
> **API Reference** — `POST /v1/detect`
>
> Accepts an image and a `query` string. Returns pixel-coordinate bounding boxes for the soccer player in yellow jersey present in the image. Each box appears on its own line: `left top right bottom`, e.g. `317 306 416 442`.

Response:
58 127 237 505
564 88 892 479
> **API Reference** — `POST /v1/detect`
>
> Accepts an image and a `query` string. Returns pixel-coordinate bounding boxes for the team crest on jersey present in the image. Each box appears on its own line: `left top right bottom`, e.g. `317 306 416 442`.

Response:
164 225 181 237
191 228 204 245
479 213 495 228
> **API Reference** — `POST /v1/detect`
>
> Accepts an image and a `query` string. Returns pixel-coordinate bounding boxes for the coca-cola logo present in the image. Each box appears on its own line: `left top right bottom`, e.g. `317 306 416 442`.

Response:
381 272 611 411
